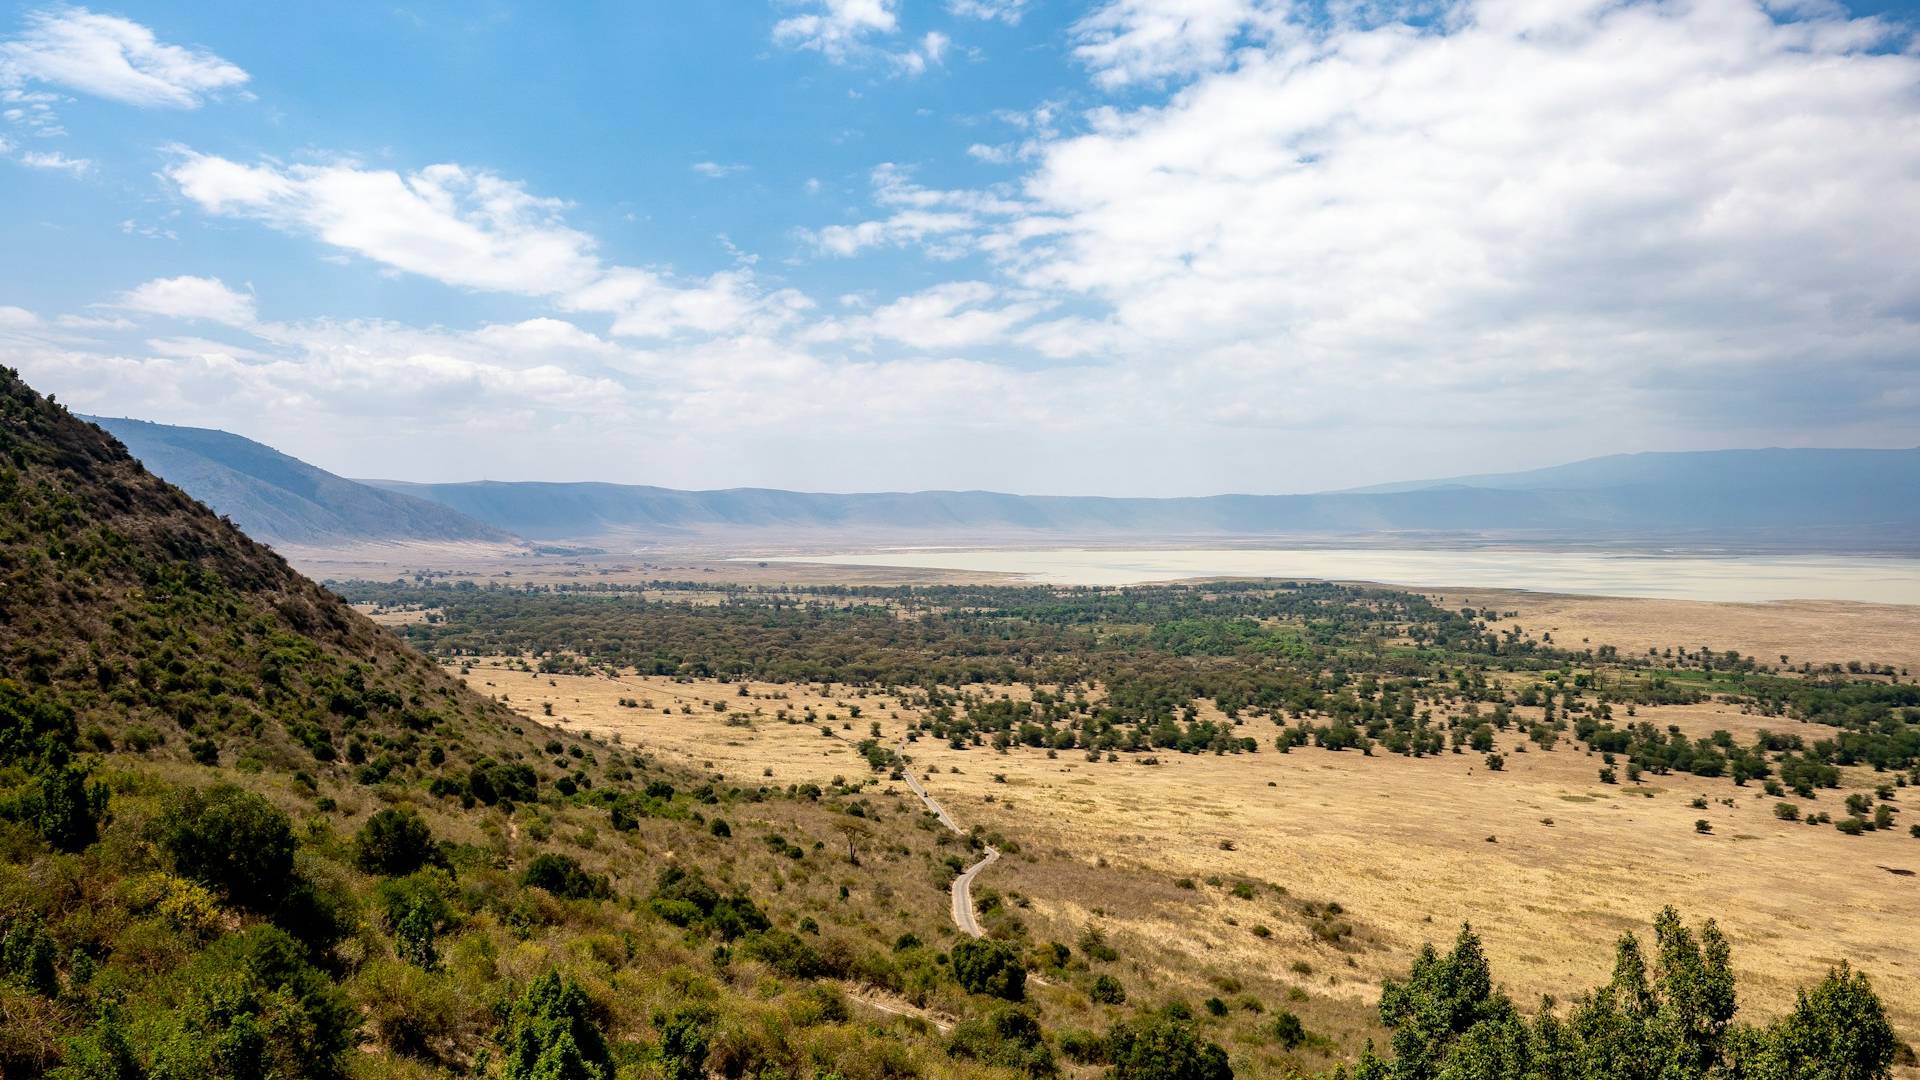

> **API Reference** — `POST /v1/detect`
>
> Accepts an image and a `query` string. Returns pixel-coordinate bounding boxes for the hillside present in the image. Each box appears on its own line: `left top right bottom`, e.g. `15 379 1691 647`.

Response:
0 369 1122 1079
81 415 515 548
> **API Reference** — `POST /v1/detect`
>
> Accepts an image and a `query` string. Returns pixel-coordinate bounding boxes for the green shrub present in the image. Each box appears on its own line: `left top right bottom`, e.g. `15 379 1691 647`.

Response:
1 913 57 996
1057 1026 1108 1065
653 1002 713 1080
503 970 611 1080
152 784 296 911
740 929 827 978
1105 1014 1232 1080
48 1006 141 1080
952 937 1026 1001
150 926 357 1080
352 807 440 877
1271 1009 1307 1049
1091 973 1127 1004
947 1005 1056 1076
648 865 768 940
376 871 456 969
522 853 611 900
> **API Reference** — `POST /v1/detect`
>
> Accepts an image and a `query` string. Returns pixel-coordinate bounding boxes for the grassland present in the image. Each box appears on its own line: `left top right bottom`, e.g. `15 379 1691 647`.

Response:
454 659 1920 1054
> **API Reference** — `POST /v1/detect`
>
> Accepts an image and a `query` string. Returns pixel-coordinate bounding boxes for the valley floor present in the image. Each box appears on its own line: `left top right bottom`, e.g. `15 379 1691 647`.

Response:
457 660 1920 1050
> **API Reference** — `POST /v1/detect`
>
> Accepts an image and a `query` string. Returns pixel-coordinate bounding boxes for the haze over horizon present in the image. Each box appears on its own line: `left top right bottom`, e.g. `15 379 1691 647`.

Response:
5 0 1920 496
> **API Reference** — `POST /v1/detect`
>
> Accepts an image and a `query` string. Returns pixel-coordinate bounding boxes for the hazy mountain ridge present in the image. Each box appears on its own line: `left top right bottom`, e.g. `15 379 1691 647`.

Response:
88 416 1920 549
82 415 515 547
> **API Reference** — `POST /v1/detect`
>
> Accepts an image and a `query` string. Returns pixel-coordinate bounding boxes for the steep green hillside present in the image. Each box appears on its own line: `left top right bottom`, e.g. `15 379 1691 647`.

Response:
0 370 1092 1080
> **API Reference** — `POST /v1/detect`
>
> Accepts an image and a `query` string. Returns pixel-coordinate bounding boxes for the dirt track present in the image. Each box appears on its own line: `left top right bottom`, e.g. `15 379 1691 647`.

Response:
899 736 997 937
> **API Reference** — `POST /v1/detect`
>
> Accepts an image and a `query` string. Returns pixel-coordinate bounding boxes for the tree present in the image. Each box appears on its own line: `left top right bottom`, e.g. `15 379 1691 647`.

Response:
503 971 611 1080
1739 963 1897 1080
1376 925 1521 1079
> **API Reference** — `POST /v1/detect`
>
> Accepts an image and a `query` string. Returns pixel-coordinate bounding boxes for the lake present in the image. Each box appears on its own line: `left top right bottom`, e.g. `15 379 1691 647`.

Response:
751 547 1920 604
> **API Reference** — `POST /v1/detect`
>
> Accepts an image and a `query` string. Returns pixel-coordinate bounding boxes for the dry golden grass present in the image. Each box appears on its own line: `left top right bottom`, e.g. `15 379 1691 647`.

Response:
1431 587 1920 673
456 659 1920 1064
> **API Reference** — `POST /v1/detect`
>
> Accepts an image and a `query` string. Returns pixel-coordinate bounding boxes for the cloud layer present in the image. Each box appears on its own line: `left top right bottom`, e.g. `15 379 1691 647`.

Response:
6 0 1920 494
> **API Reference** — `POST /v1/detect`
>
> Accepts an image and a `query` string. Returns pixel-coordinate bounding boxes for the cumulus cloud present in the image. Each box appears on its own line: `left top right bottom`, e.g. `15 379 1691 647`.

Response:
560 267 814 339
983 0 1920 430
117 275 256 325
165 151 809 339
165 153 604 295
691 161 748 178
0 304 38 328
0 6 247 108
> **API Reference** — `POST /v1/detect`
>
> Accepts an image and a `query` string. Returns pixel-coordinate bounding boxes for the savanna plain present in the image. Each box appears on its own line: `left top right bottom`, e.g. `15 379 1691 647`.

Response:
340 548 1920 1076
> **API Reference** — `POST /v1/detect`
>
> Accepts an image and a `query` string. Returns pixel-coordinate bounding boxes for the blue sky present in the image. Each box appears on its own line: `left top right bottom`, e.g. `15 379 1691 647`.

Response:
2 0 1918 495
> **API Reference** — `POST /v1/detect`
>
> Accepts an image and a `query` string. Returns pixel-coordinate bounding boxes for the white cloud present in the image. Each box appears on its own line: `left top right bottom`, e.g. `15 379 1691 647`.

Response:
165 153 604 295
809 162 1034 257
691 160 748 178
1071 0 1285 88
982 0 1920 422
167 150 808 339
804 280 1051 350
560 267 813 339
118 275 256 325
773 0 899 59
773 0 950 75
18 148 89 174
0 6 247 108
948 0 1028 23
0 304 37 328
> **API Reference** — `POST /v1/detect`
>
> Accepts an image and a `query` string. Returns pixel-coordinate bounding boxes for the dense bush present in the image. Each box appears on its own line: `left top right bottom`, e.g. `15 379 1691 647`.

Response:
948 1004 1056 1076
522 853 612 900
149 926 358 1080
1105 1013 1233 1080
649 865 770 940
503 970 611 1080
952 937 1027 1001
352 807 441 876
152 784 297 911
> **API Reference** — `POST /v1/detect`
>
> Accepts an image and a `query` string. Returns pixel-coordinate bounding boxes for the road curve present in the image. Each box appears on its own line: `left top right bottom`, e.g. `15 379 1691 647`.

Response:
949 846 999 936
898 736 996 938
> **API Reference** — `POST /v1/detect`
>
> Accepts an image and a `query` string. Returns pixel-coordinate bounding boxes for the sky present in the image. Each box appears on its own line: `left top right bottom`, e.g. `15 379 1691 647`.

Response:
0 0 1917 496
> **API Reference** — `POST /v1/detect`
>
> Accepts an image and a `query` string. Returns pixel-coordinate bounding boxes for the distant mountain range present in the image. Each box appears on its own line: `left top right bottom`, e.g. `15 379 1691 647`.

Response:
83 415 512 548
86 416 1920 551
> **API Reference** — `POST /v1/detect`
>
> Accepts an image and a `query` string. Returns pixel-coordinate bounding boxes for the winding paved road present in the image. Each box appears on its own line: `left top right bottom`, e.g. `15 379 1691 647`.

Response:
898 736 997 938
